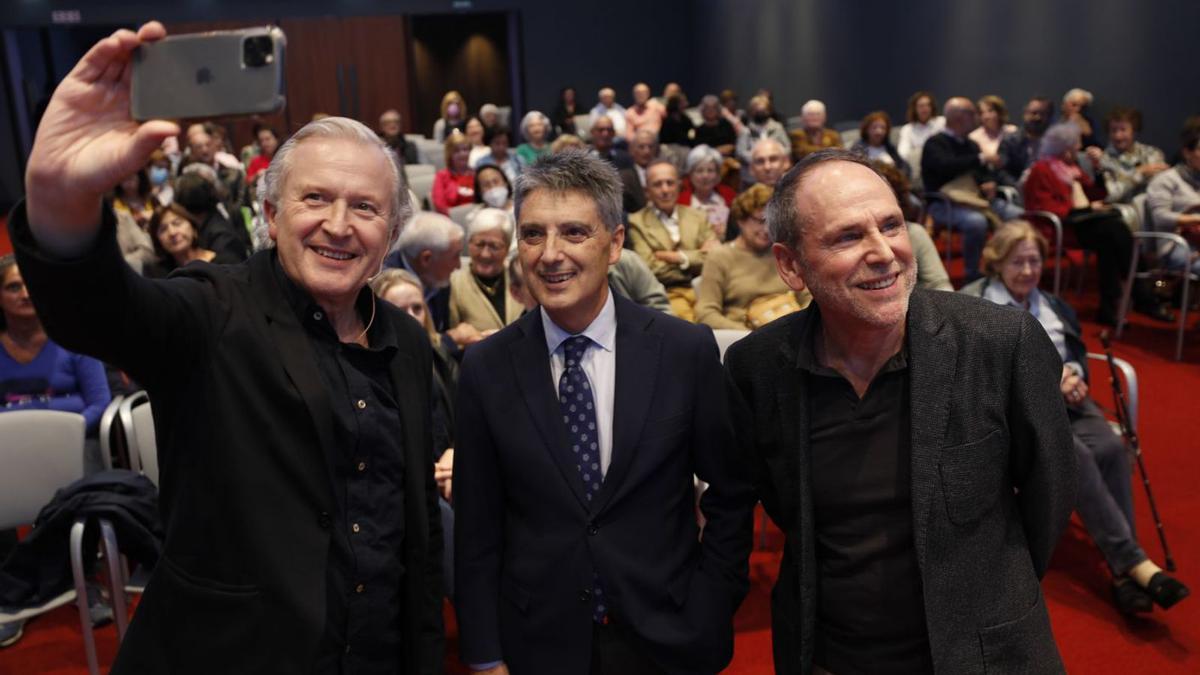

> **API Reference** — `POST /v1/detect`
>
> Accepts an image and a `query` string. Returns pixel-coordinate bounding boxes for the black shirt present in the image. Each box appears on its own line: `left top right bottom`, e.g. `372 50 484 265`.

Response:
693 119 737 150
795 314 932 675
274 258 409 675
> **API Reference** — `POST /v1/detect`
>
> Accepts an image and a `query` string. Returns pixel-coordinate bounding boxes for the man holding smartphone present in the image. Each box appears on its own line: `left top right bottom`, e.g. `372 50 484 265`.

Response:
10 22 443 674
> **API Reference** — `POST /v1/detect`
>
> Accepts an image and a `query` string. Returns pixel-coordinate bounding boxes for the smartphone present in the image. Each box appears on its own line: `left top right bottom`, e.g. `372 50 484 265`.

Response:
131 26 286 121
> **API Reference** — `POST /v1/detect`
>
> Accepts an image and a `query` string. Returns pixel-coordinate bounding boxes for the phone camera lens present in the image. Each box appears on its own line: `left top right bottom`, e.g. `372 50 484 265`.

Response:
243 36 274 68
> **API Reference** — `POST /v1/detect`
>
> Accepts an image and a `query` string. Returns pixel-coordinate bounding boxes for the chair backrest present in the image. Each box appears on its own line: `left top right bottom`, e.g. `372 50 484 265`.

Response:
573 114 593 141
712 329 750 361
99 394 125 470
119 391 158 486
0 411 86 528
449 203 481 228
1086 353 1138 432
406 172 436 211
416 138 446 169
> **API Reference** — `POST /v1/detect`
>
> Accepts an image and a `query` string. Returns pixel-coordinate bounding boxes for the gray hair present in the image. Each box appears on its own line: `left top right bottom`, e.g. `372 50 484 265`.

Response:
479 103 499 118
257 116 410 249
513 149 623 233
801 99 826 116
633 128 660 148
685 144 722 175
766 148 894 252
1039 122 1082 159
699 94 720 109
751 137 787 159
1063 88 1093 106
519 110 551 142
395 211 463 260
466 207 515 243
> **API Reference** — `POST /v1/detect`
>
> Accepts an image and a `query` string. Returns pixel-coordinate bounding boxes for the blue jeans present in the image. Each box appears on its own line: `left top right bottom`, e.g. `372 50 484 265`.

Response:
930 198 1022 281
1160 239 1200 275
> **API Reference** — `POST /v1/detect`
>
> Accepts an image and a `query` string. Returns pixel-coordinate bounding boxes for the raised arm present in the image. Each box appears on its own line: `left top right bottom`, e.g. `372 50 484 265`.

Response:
25 22 179 255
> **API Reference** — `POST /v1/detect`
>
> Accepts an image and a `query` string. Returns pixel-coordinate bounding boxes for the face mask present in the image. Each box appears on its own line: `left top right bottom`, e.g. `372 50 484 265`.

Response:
482 186 509 208
752 112 770 124
149 166 169 186
447 103 461 118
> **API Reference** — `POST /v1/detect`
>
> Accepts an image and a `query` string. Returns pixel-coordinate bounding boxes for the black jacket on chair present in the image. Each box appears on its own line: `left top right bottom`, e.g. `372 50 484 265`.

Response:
724 289 1076 674
9 203 444 675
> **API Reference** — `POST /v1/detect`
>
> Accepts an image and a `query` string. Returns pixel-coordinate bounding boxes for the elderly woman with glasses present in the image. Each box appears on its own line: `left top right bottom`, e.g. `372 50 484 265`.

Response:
695 185 810 329
960 222 1189 616
447 207 522 335
678 145 736 240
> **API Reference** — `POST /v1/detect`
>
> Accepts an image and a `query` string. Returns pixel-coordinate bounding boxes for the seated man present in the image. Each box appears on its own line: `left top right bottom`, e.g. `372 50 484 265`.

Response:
736 95 792 185
789 99 842 162
922 97 1023 281
627 159 716 321
1146 122 1200 275
624 82 665 144
999 96 1054 184
692 95 738 157
1100 106 1170 206
748 138 792 189
587 115 632 170
619 129 660 215
378 108 419 165
588 87 627 139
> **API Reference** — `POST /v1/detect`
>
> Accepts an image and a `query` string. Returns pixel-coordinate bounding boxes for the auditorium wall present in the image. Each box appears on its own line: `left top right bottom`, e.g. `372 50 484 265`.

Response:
690 0 1200 155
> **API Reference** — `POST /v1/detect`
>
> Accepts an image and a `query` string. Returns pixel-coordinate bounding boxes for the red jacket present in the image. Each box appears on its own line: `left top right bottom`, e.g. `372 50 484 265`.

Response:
432 169 475 215
1023 159 1104 220
678 180 736 207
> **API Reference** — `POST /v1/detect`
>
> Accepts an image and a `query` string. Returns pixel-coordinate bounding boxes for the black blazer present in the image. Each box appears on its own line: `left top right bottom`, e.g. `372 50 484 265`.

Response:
724 289 1076 674
454 294 755 674
620 166 648 216
9 203 444 675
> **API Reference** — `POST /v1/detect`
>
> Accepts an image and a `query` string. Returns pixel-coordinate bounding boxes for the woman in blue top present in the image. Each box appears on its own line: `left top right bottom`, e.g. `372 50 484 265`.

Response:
0 255 110 434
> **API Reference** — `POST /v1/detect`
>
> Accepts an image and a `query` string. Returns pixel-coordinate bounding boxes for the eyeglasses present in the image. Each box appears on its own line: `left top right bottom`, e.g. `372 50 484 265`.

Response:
1005 256 1043 270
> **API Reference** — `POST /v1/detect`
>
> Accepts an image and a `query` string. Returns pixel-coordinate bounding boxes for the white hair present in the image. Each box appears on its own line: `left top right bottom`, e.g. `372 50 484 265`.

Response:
1063 88 1093 106
479 103 499 117
801 99 826 116
395 211 463 261
519 110 551 142
685 144 723 175
751 137 787 158
256 116 409 249
465 207 514 243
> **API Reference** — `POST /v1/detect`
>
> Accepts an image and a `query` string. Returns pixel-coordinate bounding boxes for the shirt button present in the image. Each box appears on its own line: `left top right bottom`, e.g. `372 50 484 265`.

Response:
588 522 599 536
356 399 367 410
579 589 592 602
356 583 365 594
344 645 351 655
313 311 323 321
352 523 361 533
357 461 366 472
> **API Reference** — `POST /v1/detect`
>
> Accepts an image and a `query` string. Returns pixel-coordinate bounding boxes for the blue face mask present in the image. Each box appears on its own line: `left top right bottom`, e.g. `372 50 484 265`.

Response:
149 166 169 186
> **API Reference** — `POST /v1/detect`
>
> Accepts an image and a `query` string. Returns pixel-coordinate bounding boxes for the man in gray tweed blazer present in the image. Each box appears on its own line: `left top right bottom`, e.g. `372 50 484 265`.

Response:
725 149 1076 674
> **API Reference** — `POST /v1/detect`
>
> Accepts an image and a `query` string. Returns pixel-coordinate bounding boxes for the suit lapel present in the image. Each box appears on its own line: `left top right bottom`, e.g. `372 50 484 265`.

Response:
248 255 336 507
509 312 590 510
906 290 956 569
593 296 658 515
679 208 701 250
643 210 673 252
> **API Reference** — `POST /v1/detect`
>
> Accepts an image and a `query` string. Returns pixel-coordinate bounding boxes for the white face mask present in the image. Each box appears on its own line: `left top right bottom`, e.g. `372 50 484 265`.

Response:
482 186 509 208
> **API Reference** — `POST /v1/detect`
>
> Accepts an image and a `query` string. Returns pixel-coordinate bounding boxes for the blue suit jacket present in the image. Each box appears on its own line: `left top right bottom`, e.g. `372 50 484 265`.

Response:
454 293 755 674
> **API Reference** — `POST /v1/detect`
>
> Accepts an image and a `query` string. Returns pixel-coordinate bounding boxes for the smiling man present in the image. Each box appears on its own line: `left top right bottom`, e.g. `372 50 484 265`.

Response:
10 23 443 674
724 149 1076 674
454 150 755 675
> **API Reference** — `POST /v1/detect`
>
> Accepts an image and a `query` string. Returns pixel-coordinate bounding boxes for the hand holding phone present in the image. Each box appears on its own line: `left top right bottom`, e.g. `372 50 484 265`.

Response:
25 22 180 245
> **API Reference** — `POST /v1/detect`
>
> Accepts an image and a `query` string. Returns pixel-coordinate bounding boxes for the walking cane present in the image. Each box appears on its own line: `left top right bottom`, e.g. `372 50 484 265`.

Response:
1098 331 1176 571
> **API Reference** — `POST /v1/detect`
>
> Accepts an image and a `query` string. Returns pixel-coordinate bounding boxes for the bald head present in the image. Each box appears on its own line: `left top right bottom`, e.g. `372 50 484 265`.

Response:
751 138 790 187
633 83 651 105
944 97 978 136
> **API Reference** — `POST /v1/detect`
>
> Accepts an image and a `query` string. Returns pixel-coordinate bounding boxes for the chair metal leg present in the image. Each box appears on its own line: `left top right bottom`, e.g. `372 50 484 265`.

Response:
1177 275 1190 361
69 519 99 675
1116 239 1141 339
98 518 129 641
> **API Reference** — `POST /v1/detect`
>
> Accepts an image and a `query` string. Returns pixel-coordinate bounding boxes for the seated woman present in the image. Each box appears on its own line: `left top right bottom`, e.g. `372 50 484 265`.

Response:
474 126 519 183
968 95 1019 161
1062 88 1101 148
514 111 552 171
474 164 513 213
552 86 578 137
432 130 475 215
0 255 111 437
692 95 737 157
658 95 695 147
850 111 910 178
696 185 811 329
1146 122 1200 275
245 125 279 186
111 167 157 275
1024 122 1152 324
464 117 490 167
960 222 1189 615
448 208 522 334
432 90 468 142
1101 107 1169 206
897 90 945 187
144 204 242 278
678 145 735 240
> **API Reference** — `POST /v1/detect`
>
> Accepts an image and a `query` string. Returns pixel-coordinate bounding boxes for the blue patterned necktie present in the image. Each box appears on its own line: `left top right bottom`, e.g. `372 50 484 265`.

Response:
558 335 607 622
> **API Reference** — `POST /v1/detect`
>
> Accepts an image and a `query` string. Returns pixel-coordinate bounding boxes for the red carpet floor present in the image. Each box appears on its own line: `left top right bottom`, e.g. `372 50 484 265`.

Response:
2 258 1198 674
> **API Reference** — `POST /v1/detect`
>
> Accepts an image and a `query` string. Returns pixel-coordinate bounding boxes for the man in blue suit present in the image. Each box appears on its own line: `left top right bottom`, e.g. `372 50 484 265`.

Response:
455 150 756 675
